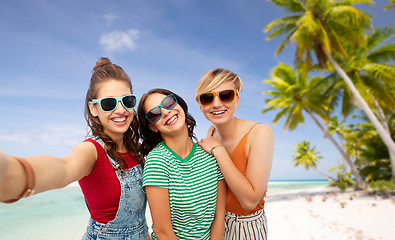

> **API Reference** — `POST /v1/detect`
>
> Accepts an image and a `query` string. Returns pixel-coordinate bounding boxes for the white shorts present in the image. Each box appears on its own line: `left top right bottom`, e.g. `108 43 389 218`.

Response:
224 209 267 240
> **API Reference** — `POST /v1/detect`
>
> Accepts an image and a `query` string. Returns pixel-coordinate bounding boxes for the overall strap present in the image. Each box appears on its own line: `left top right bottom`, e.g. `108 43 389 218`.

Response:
94 137 121 170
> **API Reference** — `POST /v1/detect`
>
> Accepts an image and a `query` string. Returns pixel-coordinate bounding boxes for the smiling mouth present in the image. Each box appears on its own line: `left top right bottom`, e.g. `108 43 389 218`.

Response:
112 116 127 123
166 114 178 125
211 110 226 115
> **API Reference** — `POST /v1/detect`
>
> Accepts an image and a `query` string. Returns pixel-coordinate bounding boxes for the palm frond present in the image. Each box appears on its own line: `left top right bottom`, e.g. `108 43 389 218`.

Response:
327 18 367 49
367 43 395 63
359 75 395 110
268 0 306 13
264 15 300 34
324 22 347 58
327 6 369 27
341 88 353 117
367 27 395 50
272 63 297 83
363 63 395 83
265 24 296 41
333 0 375 7
274 31 293 56
384 0 395 10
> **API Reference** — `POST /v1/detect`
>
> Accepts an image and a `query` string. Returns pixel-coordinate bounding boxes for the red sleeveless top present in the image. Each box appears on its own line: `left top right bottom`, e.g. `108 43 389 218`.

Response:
212 123 266 215
78 139 139 223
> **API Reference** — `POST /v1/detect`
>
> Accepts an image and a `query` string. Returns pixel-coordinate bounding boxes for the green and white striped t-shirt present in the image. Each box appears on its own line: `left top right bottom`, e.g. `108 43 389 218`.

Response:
143 142 224 240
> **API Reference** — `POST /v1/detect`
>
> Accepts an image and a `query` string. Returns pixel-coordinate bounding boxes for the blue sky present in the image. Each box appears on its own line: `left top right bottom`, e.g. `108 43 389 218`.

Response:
0 0 393 180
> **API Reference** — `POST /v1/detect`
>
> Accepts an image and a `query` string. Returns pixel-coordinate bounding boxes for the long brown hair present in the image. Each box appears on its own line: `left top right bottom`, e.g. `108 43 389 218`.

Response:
137 88 197 157
84 57 142 169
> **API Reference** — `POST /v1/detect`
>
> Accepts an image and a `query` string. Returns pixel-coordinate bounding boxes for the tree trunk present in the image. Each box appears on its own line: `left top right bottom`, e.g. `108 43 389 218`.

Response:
305 110 365 190
312 166 336 181
374 100 390 134
324 49 395 184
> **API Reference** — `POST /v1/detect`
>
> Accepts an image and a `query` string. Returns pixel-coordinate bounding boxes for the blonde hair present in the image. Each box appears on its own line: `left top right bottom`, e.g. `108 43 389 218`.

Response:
195 68 243 99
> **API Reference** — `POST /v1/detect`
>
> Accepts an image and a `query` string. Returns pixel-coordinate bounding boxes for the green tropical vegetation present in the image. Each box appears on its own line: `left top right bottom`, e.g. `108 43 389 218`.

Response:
262 0 395 191
384 0 395 10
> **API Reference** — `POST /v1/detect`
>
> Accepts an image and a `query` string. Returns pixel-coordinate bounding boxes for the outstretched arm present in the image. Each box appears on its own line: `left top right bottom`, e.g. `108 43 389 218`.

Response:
199 124 274 210
0 142 96 203
145 186 177 240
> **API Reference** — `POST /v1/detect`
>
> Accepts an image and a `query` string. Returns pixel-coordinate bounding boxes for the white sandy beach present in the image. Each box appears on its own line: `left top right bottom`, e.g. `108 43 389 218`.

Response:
2 184 395 240
265 186 395 240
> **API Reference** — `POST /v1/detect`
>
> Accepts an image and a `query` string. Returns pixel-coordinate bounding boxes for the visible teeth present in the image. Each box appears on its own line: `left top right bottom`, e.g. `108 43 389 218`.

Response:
212 110 225 115
113 117 126 122
167 115 178 125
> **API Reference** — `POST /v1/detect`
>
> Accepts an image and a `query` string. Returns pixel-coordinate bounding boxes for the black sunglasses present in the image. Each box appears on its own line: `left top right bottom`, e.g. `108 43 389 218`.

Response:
91 94 137 112
145 94 178 123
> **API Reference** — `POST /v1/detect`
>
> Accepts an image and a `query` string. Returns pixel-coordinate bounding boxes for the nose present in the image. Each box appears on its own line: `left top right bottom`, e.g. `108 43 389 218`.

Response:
211 95 222 107
113 100 126 113
160 107 171 119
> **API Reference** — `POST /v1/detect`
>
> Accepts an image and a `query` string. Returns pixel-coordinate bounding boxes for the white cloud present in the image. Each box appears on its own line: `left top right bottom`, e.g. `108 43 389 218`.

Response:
103 13 118 26
99 29 139 52
0 124 86 148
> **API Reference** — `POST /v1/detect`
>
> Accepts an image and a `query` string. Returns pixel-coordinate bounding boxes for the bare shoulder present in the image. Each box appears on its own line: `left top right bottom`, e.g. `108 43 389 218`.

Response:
246 123 274 165
71 141 96 154
249 123 274 143
65 141 98 177
66 141 97 164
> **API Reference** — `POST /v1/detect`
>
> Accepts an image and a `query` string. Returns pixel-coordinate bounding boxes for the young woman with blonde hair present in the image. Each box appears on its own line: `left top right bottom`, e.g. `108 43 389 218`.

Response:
196 68 274 240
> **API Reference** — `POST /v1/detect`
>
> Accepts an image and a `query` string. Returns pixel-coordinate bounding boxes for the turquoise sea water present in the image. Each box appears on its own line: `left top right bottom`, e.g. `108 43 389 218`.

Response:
0 180 328 240
267 179 329 193
0 185 89 240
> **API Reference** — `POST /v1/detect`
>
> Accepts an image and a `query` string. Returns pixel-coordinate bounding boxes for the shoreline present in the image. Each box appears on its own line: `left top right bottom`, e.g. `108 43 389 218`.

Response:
2 182 394 240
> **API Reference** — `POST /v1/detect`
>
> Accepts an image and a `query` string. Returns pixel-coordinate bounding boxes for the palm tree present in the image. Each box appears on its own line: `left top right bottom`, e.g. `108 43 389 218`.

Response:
263 63 364 189
264 0 395 183
292 141 335 181
325 27 395 119
324 27 395 173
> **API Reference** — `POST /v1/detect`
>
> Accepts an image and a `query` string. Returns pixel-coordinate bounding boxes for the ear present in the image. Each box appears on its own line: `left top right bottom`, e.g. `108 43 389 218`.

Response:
88 101 99 117
199 104 204 112
148 123 158 133
235 95 240 109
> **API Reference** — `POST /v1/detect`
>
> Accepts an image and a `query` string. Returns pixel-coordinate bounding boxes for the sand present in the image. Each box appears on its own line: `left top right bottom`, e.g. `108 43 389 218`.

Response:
264 187 395 240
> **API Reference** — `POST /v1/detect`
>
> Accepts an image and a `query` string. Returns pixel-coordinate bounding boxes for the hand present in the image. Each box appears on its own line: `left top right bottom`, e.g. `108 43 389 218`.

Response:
197 137 223 154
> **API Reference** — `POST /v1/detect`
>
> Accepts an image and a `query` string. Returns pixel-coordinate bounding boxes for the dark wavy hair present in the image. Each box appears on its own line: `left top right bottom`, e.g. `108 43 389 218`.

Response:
137 88 197 157
84 57 142 169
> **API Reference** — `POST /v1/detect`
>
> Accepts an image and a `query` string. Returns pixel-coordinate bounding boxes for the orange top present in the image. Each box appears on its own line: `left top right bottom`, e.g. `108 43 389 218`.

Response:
211 123 266 215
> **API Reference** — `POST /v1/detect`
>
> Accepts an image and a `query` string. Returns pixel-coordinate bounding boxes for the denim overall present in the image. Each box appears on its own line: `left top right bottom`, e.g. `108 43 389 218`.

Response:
82 139 148 240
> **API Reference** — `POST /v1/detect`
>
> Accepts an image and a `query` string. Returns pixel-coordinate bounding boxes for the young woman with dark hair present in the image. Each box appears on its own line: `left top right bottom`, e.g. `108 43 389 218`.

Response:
137 88 226 240
0 57 149 239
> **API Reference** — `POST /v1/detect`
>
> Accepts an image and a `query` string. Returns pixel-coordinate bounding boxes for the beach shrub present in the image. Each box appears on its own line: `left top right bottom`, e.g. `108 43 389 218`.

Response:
328 164 354 191
368 180 395 193
352 118 394 182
